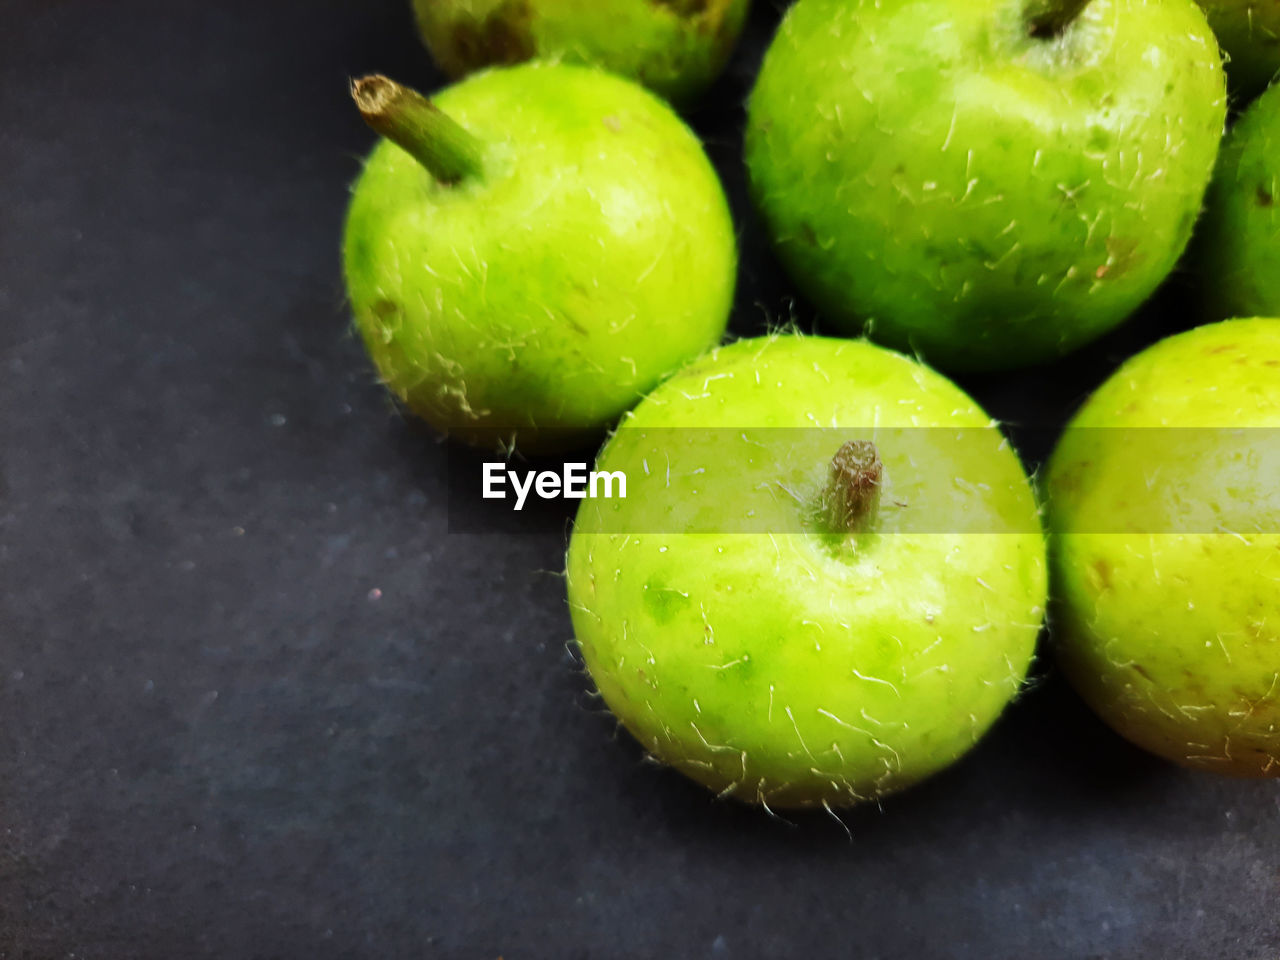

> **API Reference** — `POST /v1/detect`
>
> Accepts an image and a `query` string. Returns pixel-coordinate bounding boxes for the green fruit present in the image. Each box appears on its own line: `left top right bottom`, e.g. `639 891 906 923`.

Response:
1196 0 1280 95
412 0 752 106
342 66 736 452
745 0 1227 372
1046 318 1280 778
566 334 1047 808
1199 81 1280 321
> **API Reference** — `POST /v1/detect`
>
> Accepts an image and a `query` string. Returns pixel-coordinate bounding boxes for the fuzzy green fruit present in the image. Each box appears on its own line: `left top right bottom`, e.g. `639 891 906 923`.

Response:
412 0 752 106
566 334 1047 809
1046 318 1280 778
342 66 736 452
745 0 1227 371
1199 81 1280 321
1196 0 1280 95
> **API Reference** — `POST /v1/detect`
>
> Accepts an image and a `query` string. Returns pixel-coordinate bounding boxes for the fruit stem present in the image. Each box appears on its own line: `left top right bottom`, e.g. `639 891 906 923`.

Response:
1025 0 1091 38
822 440 882 535
351 74 484 185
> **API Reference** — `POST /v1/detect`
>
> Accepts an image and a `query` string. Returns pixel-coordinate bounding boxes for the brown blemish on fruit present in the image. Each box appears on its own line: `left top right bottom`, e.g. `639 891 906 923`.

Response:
652 0 711 15
652 0 738 54
1090 558 1113 591
450 0 535 73
1258 186 1274 207
1131 663 1154 682
1048 458 1090 496
652 0 732 29
799 222 818 247
1103 236 1142 278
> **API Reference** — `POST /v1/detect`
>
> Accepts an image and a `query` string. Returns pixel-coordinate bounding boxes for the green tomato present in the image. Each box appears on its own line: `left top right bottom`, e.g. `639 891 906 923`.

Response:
1196 0 1280 95
342 65 736 453
566 334 1047 809
412 0 752 107
1046 318 1280 778
1200 81 1280 321
745 0 1227 372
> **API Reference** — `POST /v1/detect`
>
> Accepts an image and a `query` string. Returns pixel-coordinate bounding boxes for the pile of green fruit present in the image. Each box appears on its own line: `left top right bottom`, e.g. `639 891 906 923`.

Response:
344 0 1280 810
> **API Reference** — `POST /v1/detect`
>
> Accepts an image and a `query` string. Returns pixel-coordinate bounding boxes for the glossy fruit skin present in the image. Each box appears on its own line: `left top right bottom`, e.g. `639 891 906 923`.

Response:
1046 318 1280 778
745 0 1227 372
566 335 1047 808
1196 0 1280 95
1200 81 1280 321
412 0 752 106
343 63 736 452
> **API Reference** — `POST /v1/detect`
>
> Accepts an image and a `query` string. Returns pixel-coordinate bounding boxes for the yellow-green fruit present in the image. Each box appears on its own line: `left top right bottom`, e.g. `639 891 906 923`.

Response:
745 0 1227 371
567 335 1047 809
1046 318 1280 777
412 0 752 106
1196 0 1280 95
1200 81 1280 321
342 65 736 453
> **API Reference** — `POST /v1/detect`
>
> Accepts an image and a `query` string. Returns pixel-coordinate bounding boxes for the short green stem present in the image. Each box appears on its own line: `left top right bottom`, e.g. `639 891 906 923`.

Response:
822 440 883 535
1026 0 1091 38
351 74 484 185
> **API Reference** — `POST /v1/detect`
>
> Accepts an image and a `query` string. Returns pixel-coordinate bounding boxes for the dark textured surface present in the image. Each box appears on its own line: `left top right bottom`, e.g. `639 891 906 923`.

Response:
0 2 1277 958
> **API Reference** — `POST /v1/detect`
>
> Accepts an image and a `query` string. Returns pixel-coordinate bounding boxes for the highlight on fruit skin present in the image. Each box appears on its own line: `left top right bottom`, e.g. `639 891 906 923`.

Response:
341 64 737 454
1198 80 1280 322
411 0 753 107
566 333 1048 810
1045 318 1280 778
744 0 1228 372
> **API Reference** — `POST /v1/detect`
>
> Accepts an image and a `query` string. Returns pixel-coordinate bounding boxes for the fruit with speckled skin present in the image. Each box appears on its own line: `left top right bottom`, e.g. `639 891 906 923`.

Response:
1195 0 1280 95
1046 318 1280 778
412 0 752 106
343 65 736 452
744 0 1227 371
1199 82 1280 321
566 335 1048 808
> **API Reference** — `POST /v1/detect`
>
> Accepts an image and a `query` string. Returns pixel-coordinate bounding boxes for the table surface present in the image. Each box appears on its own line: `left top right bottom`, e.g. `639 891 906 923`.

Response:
1 2 1278 958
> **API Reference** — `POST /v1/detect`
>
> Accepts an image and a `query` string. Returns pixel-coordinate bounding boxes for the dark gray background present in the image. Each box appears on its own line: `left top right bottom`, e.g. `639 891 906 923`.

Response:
1 1 1277 958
